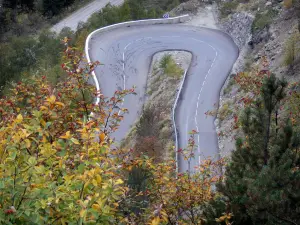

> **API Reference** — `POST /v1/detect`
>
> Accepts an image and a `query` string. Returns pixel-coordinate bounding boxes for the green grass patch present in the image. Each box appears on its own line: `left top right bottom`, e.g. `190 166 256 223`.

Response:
251 9 278 33
219 1 239 18
159 54 184 78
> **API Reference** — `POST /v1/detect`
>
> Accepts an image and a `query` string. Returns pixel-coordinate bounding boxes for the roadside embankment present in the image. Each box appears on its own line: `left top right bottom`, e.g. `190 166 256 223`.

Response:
122 51 192 162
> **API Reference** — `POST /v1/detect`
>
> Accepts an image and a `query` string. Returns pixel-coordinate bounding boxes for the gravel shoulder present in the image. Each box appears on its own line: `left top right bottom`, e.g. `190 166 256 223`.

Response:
184 5 218 29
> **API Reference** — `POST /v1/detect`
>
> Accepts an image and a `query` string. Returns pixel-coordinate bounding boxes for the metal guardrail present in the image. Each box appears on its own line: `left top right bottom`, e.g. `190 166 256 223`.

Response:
172 70 187 174
85 16 191 171
85 14 190 105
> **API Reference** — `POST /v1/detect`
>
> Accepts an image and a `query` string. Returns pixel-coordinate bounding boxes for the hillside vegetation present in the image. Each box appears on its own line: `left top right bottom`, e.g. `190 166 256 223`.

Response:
0 0 299 224
0 0 184 93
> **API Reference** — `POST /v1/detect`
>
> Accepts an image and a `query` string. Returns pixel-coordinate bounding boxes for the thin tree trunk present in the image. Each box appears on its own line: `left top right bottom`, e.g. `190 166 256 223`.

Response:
275 110 278 136
263 112 271 165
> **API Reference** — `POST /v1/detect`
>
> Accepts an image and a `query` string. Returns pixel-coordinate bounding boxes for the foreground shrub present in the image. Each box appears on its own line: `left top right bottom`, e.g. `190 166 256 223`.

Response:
0 42 226 224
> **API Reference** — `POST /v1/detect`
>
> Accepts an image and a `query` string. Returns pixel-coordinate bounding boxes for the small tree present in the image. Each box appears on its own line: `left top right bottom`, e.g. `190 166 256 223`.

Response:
283 32 300 69
0 41 134 224
219 74 300 225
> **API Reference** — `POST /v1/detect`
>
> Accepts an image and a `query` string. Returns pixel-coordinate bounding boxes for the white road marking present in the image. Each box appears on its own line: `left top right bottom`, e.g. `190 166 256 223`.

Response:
124 42 132 51
122 52 125 70
190 38 218 164
121 35 219 169
119 37 154 116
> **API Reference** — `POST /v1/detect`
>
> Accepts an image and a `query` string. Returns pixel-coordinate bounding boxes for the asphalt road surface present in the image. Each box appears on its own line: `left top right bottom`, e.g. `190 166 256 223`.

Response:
89 24 238 173
51 0 123 33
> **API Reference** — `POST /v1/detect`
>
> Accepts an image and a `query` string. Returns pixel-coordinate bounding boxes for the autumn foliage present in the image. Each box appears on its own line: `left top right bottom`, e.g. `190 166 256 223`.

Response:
0 41 225 224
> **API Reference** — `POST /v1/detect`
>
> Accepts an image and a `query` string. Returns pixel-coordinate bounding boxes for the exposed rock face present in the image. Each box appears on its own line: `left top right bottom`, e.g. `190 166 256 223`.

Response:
214 12 254 157
215 6 299 157
265 1 272 6
252 27 271 45
220 12 254 49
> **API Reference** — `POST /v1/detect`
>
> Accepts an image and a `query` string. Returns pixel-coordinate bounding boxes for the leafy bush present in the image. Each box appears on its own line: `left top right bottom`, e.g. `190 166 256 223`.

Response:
219 1 239 18
251 9 278 32
283 31 300 67
159 54 184 78
218 103 232 122
0 0 168 92
159 54 172 69
0 45 224 223
0 44 134 224
283 0 293 8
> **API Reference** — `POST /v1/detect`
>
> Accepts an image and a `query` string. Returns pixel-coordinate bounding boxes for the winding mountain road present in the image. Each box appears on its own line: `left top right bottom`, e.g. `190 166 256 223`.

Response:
51 0 123 33
89 24 238 172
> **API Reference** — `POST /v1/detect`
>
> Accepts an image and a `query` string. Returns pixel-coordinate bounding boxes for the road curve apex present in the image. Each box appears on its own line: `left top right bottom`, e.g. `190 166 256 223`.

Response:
85 15 190 105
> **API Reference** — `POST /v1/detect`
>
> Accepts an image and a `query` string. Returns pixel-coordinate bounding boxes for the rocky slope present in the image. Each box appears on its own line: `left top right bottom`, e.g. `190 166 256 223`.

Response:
169 0 299 157
215 0 299 157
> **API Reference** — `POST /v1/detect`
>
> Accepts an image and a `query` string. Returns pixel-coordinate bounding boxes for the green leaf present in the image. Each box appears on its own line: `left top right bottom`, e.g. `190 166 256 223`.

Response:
46 122 52 129
28 157 37 166
58 139 65 148
58 149 66 157
9 149 17 160
71 138 80 145
0 181 4 189
78 163 85 174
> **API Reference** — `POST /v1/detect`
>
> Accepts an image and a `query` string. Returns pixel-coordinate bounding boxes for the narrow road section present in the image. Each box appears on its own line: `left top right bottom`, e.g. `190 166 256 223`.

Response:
51 0 123 33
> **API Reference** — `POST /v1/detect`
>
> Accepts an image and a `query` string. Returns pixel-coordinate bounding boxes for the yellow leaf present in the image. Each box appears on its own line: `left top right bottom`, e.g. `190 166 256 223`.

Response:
60 131 71 139
48 95 56 104
16 114 23 123
25 139 31 148
40 106 48 111
55 102 65 108
96 174 102 184
115 179 124 185
99 133 106 142
92 179 98 187
150 217 161 225
40 119 46 127
60 218 67 225
92 204 100 211
41 135 47 143
79 209 87 218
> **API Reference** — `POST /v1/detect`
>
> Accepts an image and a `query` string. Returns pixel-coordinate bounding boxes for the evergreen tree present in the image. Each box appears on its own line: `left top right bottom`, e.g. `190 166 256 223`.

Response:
219 74 300 225
42 0 65 16
119 1 132 21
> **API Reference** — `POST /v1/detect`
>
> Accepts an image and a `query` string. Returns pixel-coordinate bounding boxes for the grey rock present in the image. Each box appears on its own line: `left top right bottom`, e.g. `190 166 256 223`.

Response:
265 1 272 6
221 12 254 49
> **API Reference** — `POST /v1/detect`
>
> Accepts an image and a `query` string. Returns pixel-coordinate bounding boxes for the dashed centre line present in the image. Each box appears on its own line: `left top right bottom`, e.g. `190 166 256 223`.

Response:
121 35 218 168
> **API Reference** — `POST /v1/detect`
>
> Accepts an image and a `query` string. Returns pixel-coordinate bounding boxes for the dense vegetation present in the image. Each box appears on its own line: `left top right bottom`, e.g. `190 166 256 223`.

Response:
0 43 225 224
1 0 300 224
1 40 299 224
219 73 300 225
0 0 184 93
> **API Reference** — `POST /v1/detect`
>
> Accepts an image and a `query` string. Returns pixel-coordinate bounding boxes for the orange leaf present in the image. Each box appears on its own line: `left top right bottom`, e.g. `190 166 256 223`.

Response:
99 133 106 142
